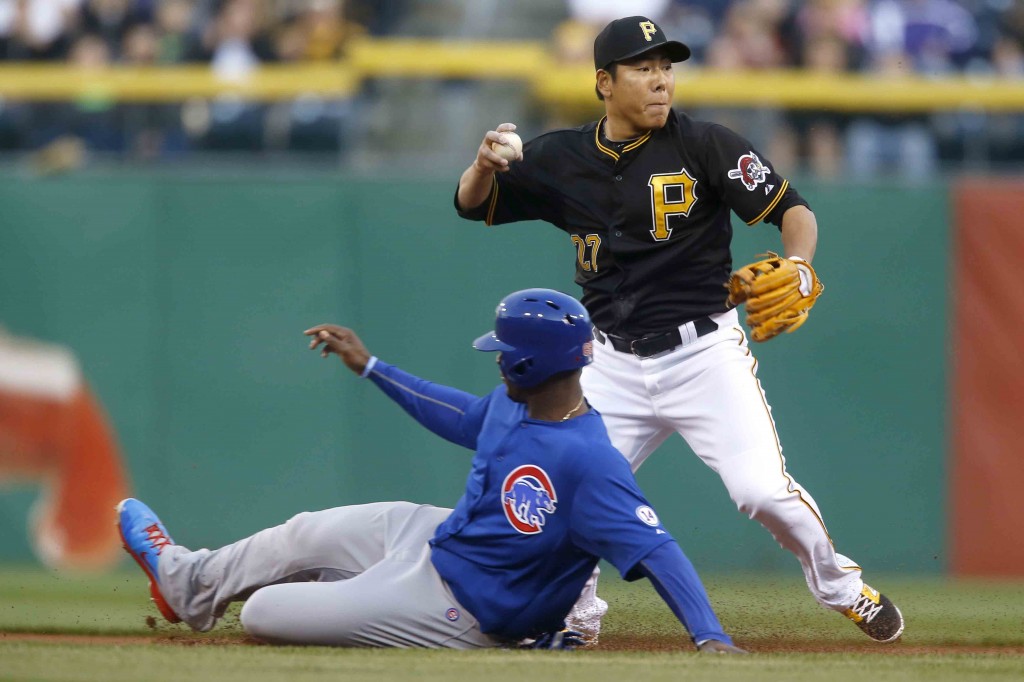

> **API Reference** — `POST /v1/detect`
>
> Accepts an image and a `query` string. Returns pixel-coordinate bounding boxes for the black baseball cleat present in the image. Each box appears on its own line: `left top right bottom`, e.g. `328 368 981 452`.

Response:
842 584 904 643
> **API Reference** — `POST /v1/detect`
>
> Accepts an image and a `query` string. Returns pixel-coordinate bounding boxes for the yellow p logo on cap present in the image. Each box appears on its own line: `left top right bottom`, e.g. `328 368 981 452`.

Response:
639 21 657 42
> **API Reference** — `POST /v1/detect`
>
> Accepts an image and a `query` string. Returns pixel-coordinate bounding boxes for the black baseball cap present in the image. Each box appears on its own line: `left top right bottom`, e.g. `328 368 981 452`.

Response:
593 16 691 71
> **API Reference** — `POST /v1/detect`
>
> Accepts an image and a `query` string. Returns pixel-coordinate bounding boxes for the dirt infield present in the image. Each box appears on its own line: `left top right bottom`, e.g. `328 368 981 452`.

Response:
0 632 256 647
605 634 1024 655
4 631 1024 656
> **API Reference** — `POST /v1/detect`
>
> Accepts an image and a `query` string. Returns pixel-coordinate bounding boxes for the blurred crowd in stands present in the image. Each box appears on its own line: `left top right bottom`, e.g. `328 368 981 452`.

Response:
0 0 1021 178
555 0 1024 179
0 0 381 160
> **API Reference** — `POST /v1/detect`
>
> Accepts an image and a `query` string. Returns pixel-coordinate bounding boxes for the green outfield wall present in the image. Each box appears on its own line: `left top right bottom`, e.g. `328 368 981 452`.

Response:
0 174 949 573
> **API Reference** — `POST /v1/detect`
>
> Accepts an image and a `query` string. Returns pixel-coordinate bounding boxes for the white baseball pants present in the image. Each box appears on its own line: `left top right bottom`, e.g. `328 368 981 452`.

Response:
581 308 863 611
156 502 500 647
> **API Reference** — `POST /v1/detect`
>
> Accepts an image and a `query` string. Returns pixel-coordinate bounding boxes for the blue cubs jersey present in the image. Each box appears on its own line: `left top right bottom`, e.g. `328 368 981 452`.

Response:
367 360 675 640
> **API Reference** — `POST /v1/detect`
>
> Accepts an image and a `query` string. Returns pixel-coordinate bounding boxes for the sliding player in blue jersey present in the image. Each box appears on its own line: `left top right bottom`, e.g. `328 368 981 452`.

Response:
116 288 743 652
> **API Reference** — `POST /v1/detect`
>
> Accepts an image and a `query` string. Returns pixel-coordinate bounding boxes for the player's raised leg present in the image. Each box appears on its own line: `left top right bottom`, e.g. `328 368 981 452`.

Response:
650 328 862 606
646 325 903 641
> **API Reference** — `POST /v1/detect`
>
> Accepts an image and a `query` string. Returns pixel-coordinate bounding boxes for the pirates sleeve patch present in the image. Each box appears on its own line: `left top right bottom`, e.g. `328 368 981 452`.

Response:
727 151 772 192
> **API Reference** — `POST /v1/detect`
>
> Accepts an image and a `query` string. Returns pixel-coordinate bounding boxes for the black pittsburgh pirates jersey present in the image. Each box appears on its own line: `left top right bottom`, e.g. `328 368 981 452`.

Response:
455 109 810 337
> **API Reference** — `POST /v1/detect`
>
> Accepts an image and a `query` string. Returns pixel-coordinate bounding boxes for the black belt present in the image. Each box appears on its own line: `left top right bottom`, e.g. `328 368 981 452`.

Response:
594 317 718 358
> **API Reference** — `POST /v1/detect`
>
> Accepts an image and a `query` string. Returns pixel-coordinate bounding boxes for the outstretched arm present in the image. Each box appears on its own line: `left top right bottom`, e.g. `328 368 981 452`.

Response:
305 324 372 374
635 542 742 651
780 204 817 263
305 324 486 449
569 455 744 652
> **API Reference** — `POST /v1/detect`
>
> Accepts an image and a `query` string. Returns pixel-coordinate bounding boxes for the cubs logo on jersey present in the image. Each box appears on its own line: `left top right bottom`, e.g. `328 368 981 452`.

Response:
727 151 771 191
502 465 557 534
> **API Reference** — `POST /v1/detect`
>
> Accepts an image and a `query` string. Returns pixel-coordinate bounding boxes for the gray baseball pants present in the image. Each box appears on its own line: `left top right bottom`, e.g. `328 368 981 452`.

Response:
155 501 501 648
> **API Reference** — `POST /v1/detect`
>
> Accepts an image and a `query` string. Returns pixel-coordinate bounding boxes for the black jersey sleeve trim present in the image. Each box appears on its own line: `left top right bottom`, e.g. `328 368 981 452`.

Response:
484 176 499 226
745 179 789 226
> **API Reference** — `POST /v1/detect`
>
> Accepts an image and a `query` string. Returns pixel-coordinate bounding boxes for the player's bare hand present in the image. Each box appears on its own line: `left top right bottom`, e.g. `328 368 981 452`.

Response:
304 324 371 375
473 123 522 174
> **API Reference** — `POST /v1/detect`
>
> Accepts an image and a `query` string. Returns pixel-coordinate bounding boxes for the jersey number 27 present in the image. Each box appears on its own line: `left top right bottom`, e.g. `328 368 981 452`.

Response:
571 233 601 272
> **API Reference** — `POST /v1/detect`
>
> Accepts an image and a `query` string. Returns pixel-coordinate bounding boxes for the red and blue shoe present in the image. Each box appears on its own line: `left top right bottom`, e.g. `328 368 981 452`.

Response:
116 498 181 623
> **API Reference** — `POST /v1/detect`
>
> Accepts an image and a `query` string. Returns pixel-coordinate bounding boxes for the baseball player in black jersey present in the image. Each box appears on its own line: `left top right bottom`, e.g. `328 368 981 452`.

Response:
454 16 904 644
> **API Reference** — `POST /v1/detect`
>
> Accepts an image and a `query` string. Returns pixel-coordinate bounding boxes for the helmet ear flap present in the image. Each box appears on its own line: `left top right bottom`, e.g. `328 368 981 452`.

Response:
508 357 533 380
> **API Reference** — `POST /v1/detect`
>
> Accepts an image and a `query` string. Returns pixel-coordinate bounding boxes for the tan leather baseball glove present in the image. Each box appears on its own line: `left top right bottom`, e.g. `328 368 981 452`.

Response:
727 252 824 342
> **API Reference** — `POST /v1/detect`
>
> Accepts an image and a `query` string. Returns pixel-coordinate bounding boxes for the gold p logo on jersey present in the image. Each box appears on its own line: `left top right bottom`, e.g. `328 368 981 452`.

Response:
639 21 657 42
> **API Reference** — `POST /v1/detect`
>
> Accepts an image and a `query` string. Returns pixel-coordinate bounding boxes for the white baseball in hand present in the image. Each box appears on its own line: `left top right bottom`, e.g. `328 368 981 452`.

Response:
491 132 523 162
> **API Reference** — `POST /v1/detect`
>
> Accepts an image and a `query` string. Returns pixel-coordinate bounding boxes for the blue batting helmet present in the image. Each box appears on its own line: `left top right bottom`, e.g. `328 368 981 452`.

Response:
473 288 594 388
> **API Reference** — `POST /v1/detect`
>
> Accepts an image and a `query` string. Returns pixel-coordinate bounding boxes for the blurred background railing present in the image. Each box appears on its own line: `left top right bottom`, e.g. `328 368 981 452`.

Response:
0 0 1022 178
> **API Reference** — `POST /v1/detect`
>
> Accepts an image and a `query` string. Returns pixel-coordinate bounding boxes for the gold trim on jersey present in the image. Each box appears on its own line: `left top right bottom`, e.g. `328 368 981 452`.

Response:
595 118 619 160
594 116 653 161
485 176 499 226
746 178 789 225
738 325 835 546
621 131 652 152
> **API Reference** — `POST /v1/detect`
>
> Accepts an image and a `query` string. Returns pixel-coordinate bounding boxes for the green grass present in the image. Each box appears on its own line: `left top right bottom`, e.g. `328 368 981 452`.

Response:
602 572 1024 648
3 646 1023 682
1 567 1023 681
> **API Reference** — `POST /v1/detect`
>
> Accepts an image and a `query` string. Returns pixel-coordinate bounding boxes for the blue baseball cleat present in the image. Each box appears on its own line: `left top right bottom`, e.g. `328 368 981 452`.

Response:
116 498 181 624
